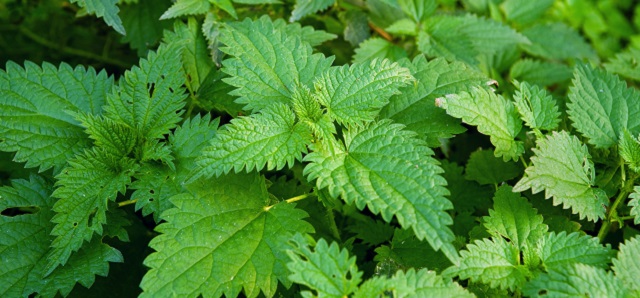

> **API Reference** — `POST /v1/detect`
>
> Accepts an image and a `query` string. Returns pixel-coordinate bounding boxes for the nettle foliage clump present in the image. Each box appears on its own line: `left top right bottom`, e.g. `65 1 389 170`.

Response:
3 0 640 297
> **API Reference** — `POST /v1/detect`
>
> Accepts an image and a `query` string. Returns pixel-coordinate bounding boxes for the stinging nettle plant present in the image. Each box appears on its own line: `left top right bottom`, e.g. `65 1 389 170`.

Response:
3 0 640 297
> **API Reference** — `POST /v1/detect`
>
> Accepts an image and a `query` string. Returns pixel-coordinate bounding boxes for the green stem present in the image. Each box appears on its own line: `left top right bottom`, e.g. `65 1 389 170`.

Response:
597 175 637 242
264 193 310 211
17 26 130 68
118 199 138 207
325 205 341 241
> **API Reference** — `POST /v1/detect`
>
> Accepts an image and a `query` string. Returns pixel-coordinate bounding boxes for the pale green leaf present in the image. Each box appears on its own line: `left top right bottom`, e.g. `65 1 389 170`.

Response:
500 0 553 26
398 0 436 22
163 17 214 94
446 237 528 291
605 46 640 82
195 103 312 178
612 235 640 294
567 64 640 148
381 56 489 147
366 0 405 29
219 16 333 112
521 23 598 61
539 232 614 270
314 58 414 125
483 185 547 249
619 130 640 173
353 38 408 63
140 173 313 298
523 263 626 298
71 0 125 34
274 20 337 47
512 80 561 131
46 148 137 274
120 0 172 56
355 269 474 298
290 0 334 22
160 0 209 19
304 120 459 264
343 11 370 47
465 149 521 185
385 19 418 36
437 87 524 161
629 186 640 225
0 176 123 297
104 42 187 139
514 131 608 221
132 114 219 221
418 14 529 65
509 59 572 87
287 234 362 297
0 62 113 172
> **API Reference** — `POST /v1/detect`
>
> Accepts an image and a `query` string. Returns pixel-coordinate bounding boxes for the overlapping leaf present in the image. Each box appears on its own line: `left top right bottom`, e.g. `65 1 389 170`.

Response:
140 172 313 298
500 0 554 26
103 42 187 139
521 23 597 61
314 58 414 125
438 86 524 161
523 263 626 297
195 103 312 179
483 185 547 249
380 56 488 146
509 59 572 87
71 0 125 34
0 62 113 172
514 131 608 221
287 234 362 297
290 0 334 22
219 16 333 112
605 46 640 81
612 236 640 294
619 130 640 172
512 80 561 132
538 232 614 270
46 148 137 274
465 149 521 185
567 64 640 148
0 176 123 297
304 120 458 264
354 269 473 298
353 38 408 63
120 0 172 56
629 186 640 224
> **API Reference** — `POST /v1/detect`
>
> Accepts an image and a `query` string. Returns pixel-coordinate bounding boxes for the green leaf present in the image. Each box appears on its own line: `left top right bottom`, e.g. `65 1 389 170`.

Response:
343 11 370 47
104 42 187 139
514 131 608 221
347 217 394 246
380 56 489 147
567 64 640 148
314 58 414 125
163 17 214 94
195 103 312 179
132 114 219 221
46 148 137 274
619 130 640 173
385 19 418 36
446 237 528 291
418 14 529 65
629 186 640 225
75 113 139 157
500 0 554 26
287 234 362 297
374 228 452 271
354 269 474 298
440 160 494 213
353 38 408 63
512 80 561 132
160 0 210 19
604 46 640 82
437 86 524 161
275 20 337 47
523 263 626 298
196 70 244 116
120 0 172 56
483 185 547 249
219 16 333 112
612 235 640 294
290 0 334 22
71 0 125 35
465 149 521 185
539 232 614 270
0 62 113 172
304 120 459 264
521 23 598 61
0 176 123 297
398 0 436 22
509 59 572 87
140 172 313 298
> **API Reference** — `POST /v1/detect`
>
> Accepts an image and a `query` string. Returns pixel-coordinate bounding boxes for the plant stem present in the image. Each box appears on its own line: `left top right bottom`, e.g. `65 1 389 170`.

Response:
17 26 130 68
264 193 310 211
118 199 138 207
597 174 637 242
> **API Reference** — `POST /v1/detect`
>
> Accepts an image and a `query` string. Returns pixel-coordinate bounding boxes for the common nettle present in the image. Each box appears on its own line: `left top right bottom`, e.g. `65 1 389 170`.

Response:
2 0 640 297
